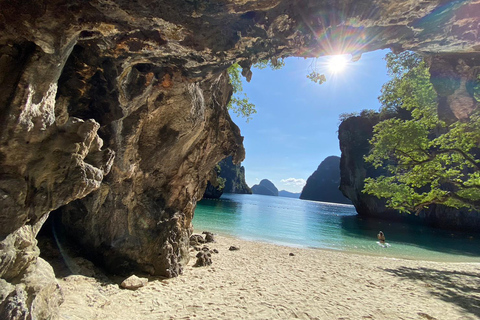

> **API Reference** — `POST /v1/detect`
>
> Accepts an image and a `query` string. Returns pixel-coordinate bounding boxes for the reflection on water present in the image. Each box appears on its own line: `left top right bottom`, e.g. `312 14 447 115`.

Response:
194 194 480 262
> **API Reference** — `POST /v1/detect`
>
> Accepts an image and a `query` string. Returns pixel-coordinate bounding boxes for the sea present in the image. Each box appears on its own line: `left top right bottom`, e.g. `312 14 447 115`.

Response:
193 194 480 262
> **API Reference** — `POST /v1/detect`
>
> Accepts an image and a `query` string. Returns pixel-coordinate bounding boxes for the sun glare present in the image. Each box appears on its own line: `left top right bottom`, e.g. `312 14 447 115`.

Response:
327 55 349 74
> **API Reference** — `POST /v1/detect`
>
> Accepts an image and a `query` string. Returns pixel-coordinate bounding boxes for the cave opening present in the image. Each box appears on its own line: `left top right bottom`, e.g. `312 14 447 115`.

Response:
37 206 110 279
228 49 392 196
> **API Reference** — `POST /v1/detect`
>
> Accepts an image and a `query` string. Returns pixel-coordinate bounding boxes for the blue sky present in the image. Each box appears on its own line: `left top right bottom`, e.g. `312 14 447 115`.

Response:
229 49 392 193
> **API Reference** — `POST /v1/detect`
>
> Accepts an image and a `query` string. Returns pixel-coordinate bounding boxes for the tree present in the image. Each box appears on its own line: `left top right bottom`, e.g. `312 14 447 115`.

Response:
227 59 284 121
363 52 480 213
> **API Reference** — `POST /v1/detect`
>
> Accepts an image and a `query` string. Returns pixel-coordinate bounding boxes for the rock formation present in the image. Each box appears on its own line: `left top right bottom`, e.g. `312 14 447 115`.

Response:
338 115 401 219
300 156 352 204
251 179 279 196
218 156 252 194
338 114 480 231
2 0 480 318
203 168 226 199
203 156 252 199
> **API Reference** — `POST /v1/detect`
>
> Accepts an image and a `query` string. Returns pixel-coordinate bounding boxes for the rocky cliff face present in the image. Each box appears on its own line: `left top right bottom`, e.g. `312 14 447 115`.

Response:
338 115 403 219
251 179 279 196
300 156 352 204
2 0 480 318
338 114 480 231
220 156 252 194
203 156 252 199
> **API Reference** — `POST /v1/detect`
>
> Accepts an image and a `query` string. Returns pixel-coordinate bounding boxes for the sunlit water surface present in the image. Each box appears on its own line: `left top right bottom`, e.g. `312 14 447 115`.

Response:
193 194 480 262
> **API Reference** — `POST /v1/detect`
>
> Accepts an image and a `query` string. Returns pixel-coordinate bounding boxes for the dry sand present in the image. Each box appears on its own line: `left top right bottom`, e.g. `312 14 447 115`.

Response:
58 234 480 320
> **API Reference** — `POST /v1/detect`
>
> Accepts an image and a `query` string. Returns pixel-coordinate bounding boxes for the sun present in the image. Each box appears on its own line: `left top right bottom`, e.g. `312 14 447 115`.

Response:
327 55 349 74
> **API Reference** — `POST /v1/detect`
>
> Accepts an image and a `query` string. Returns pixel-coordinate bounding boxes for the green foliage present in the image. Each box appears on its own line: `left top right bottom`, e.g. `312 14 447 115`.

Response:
227 63 256 121
364 52 480 213
306 71 326 85
474 75 480 103
254 58 285 70
214 164 226 191
217 176 226 191
338 109 377 123
338 112 359 122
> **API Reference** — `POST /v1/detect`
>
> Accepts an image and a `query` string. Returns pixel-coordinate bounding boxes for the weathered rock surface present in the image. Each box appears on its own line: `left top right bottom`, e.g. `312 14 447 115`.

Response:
194 251 213 267
202 231 216 243
57 66 244 278
338 115 404 220
300 156 352 204
190 234 206 247
2 0 480 318
251 179 279 196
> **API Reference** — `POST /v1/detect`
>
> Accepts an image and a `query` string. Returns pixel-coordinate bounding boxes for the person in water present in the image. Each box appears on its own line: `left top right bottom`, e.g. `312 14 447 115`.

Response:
377 231 386 244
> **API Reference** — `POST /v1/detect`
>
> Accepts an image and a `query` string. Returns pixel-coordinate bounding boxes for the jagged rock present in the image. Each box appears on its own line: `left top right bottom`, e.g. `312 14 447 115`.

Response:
202 231 215 243
300 156 352 204
194 251 212 267
0 215 64 320
120 275 148 290
190 234 206 246
0 257 63 320
229 246 240 251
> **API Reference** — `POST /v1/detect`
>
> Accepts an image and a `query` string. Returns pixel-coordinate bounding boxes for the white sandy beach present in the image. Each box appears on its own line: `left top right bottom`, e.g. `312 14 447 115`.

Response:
58 234 480 320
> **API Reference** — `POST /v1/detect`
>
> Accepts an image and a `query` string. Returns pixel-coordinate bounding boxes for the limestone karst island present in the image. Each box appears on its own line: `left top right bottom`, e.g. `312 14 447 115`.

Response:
1 1 480 319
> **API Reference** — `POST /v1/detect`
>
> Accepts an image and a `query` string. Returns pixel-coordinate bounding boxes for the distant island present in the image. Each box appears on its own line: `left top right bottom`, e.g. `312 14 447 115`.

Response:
278 190 300 198
300 156 352 205
251 179 278 196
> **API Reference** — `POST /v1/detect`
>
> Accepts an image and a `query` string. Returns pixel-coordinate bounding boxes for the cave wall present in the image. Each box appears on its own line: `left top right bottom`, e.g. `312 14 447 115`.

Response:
1 0 480 318
55 45 244 277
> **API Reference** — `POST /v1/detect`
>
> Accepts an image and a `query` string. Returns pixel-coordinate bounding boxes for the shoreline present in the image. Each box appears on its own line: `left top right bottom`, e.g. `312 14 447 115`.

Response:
58 234 480 320
194 228 480 264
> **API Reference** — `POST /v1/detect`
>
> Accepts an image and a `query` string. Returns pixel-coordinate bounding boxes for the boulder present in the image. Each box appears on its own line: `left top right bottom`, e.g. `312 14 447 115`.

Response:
190 234 206 246
202 232 215 243
193 251 212 267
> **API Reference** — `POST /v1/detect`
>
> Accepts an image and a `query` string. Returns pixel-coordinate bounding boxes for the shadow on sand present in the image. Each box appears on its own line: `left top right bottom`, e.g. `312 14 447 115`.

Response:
382 266 480 318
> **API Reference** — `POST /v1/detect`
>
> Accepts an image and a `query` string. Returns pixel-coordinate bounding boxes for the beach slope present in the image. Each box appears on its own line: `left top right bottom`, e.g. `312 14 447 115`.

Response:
58 235 480 319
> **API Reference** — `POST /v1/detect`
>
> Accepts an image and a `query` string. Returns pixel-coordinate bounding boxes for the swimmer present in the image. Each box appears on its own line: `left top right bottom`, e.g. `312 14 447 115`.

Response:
377 231 386 244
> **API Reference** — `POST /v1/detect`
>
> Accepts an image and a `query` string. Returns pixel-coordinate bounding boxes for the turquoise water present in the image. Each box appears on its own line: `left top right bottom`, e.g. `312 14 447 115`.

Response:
193 194 480 262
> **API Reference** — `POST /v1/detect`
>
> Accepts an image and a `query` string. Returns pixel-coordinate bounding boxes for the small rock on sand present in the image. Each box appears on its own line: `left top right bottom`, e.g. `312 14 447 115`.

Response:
120 275 148 290
203 231 215 242
229 246 240 251
194 251 212 267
